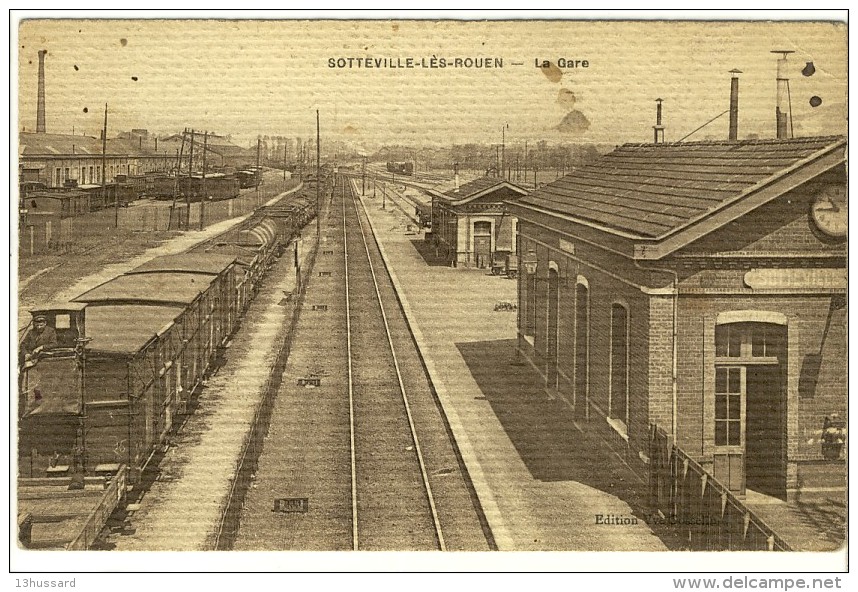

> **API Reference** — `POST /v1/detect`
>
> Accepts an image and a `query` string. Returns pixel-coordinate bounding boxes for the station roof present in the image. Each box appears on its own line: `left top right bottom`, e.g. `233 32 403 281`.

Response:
437 177 528 205
509 136 847 259
73 272 217 305
125 253 236 276
84 304 184 354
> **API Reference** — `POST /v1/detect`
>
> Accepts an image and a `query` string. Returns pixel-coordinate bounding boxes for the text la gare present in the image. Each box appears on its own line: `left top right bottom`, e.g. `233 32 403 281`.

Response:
535 58 589 68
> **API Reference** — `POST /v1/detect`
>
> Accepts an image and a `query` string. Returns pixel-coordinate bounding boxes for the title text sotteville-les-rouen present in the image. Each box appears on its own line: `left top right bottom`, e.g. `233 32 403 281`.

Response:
327 57 590 69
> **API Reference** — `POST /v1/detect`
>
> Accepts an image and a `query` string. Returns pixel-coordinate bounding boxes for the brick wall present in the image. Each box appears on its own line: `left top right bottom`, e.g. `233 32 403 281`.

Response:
675 293 847 492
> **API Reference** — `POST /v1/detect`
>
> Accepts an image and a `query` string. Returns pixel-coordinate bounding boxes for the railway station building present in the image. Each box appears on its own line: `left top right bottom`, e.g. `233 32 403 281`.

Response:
430 177 528 268
505 136 847 501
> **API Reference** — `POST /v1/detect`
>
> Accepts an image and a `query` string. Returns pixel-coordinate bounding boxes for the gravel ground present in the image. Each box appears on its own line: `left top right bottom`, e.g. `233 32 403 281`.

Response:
232 181 489 551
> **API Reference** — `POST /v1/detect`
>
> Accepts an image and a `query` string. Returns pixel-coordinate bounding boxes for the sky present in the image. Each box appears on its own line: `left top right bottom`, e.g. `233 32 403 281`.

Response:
15 18 848 150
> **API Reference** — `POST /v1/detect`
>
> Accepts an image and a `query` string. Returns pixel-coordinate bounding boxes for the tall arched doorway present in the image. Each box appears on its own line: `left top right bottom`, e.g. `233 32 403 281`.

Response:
546 266 560 389
574 278 589 419
714 319 788 498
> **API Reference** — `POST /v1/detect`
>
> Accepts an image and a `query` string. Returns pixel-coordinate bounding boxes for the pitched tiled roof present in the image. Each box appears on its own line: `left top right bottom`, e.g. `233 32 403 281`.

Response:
443 176 505 199
439 176 527 204
516 136 846 239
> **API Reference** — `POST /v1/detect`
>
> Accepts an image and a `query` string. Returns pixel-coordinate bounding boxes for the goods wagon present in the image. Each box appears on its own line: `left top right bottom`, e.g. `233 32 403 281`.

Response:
18 254 238 484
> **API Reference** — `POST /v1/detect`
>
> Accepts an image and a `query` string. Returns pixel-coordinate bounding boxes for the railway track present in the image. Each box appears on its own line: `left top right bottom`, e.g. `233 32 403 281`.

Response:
343 175 445 550
232 176 489 551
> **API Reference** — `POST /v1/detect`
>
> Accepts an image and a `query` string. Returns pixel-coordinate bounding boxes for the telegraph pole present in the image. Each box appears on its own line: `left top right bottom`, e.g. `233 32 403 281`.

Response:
283 144 287 183
316 109 321 239
524 140 528 184
187 129 195 229
362 156 366 195
200 130 208 231
502 123 508 180
101 103 114 228
256 138 261 208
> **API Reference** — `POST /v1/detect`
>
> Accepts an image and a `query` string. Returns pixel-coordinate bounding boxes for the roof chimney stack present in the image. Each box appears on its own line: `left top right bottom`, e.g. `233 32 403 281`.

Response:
653 98 665 143
36 50 47 133
728 69 742 141
772 50 794 139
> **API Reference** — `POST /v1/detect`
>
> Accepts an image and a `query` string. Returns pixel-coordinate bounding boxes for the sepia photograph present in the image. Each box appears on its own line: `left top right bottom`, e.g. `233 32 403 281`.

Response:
9 10 848 575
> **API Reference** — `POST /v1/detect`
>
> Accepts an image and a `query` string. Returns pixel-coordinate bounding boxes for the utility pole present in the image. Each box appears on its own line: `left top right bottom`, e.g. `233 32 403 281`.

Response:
283 144 287 183
200 130 208 231
256 138 261 208
169 130 186 231
502 123 508 180
316 109 321 239
373 175 376 198
187 129 195 229
101 103 113 228
362 156 366 195
524 140 528 184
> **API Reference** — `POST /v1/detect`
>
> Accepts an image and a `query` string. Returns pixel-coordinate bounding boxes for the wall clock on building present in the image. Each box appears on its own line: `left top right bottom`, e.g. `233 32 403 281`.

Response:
811 184 848 239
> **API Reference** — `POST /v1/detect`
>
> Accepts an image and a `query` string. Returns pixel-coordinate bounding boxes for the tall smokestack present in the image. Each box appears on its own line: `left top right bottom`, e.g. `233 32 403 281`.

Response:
728 69 742 141
36 50 47 133
653 98 664 143
772 50 794 139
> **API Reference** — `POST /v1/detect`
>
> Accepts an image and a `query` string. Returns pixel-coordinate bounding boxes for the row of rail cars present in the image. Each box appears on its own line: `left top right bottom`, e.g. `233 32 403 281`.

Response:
20 170 255 218
148 172 242 201
18 190 318 488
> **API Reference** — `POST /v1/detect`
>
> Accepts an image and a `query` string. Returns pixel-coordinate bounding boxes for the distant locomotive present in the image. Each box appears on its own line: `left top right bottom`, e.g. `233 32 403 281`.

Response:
386 161 414 176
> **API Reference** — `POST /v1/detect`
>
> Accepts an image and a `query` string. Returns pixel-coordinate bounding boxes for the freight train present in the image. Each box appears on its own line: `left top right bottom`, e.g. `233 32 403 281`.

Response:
386 161 414 176
17 189 318 484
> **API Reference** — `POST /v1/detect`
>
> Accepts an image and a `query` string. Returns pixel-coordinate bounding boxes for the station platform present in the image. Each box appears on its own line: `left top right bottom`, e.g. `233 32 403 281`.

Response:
357 190 669 552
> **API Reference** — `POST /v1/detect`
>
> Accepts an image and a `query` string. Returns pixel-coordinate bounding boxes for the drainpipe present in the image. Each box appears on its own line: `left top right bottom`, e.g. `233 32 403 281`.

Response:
635 260 679 441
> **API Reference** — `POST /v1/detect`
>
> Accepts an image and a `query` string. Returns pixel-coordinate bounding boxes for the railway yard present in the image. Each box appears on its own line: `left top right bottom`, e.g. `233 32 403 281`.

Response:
16 168 675 553
17 167 842 554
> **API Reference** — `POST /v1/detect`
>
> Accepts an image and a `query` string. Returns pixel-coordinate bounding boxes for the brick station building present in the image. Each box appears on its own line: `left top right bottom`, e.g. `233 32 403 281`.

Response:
431 177 528 268
505 136 846 500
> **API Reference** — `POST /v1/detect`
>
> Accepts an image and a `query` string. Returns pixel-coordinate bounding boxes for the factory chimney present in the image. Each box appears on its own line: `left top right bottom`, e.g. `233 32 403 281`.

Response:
653 98 664 143
772 50 794 139
36 50 47 133
728 69 742 141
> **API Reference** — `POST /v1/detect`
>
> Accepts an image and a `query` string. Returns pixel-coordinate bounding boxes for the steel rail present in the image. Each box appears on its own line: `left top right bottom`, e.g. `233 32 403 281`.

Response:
341 181 359 551
344 177 446 551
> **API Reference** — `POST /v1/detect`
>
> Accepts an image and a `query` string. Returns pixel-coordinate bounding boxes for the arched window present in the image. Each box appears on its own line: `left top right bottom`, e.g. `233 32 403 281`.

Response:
473 220 491 234
610 303 629 425
574 278 590 409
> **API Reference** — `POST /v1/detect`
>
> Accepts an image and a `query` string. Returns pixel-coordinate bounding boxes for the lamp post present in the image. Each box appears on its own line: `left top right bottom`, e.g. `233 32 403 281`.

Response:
502 123 509 180
522 248 538 276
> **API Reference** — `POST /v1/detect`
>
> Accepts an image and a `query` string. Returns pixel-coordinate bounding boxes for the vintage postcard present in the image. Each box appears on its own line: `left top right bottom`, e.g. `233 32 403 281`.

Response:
11 12 848 574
